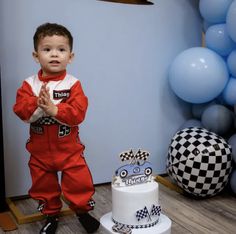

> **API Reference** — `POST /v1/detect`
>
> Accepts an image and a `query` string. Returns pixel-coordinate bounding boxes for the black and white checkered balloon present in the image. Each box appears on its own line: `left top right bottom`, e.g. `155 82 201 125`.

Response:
167 127 232 197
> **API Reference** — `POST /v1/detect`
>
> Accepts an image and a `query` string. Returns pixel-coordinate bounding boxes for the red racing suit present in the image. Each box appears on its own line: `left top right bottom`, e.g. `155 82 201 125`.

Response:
13 70 95 215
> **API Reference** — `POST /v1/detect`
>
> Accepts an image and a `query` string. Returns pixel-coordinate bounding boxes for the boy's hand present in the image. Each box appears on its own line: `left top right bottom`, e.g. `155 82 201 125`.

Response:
37 83 47 106
37 83 58 117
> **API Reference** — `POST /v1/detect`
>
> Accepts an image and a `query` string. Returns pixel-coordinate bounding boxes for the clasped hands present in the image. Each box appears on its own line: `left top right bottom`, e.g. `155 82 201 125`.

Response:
37 83 58 117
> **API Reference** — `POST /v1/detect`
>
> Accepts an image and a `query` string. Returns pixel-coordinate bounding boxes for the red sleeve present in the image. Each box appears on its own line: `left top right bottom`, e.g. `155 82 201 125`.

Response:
55 81 88 126
13 81 38 122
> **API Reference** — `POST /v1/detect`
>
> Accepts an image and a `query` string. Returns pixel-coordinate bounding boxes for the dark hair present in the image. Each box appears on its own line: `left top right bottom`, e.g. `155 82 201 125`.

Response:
33 23 73 51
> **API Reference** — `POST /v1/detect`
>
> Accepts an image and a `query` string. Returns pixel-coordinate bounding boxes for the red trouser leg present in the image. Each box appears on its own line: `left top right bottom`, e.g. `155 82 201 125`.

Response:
61 155 95 212
28 157 62 215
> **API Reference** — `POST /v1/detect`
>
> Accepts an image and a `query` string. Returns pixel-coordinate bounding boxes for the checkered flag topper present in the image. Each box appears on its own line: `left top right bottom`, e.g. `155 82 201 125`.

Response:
135 149 150 161
136 206 150 221
119 149 135 161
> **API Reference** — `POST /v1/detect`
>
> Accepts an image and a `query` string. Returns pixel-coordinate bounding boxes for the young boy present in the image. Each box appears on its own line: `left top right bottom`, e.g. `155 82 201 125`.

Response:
13 23 100 234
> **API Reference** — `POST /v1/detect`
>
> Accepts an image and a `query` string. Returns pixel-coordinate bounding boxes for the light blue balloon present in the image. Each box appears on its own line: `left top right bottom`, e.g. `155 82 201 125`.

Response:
229 169 236 194
228 134 236 163
226 0 236 43
199 0 233 24
169 47 229 103
222 77 236 106
227 50 236 77
201 104 233 135
205 24 236 56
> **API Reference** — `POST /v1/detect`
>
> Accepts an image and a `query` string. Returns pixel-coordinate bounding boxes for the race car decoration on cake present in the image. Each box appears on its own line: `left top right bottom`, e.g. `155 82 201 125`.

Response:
113 149 154 186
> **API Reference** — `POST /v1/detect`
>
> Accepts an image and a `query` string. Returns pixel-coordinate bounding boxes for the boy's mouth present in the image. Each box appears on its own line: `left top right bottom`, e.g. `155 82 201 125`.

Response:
50 60 60 64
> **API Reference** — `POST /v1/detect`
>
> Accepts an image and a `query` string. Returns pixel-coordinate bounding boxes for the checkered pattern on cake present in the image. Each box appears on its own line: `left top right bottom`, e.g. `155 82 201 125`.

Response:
150 205 161 216
136 206 149 221
112 218 159 229
167 127 232 197
113 204 161 229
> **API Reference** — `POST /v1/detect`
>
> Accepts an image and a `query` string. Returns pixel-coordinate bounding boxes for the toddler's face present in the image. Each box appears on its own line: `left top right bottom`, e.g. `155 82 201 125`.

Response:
33 35 74 76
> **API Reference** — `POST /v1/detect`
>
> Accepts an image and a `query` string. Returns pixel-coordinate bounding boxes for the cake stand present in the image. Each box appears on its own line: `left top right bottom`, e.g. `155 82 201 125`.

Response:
100 212 172 234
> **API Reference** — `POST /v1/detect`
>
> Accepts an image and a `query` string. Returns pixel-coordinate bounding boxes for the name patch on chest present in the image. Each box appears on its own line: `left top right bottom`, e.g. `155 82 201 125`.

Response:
53 90 70 99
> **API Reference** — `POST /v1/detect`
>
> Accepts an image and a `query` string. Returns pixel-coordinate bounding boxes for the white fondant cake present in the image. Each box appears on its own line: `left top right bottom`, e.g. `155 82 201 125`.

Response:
112 181 160 228
100 149 171 233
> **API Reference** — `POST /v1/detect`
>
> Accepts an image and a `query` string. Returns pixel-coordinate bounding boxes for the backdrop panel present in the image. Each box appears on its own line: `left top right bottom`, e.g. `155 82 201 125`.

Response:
0 0 201 196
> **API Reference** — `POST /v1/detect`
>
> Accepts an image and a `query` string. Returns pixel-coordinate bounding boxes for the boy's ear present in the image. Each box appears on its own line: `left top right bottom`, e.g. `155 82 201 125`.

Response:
32 51 39 63
69 52 75 64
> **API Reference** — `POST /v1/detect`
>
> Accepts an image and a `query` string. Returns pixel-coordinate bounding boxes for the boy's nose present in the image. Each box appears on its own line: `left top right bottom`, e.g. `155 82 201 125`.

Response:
51 50 58 56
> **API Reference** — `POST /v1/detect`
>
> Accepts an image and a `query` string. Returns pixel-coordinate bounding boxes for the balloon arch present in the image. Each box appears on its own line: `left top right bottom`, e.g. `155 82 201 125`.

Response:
168 0 236 195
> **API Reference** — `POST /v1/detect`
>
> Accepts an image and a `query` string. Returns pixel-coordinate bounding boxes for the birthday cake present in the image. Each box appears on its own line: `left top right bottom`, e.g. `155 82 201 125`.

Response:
100 149 172 234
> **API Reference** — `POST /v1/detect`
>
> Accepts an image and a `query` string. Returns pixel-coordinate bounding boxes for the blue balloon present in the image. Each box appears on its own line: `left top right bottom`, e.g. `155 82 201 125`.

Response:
230 169 236 194
222 77 236 106
215 88 231 105
228 134 236 163
192 101 216 119
199 0 233 24
179 119 203 130
169 47 229 103
201 104 233 135
203 20 215 33
205 24 236 56
227 50 236 77
226 0 236 43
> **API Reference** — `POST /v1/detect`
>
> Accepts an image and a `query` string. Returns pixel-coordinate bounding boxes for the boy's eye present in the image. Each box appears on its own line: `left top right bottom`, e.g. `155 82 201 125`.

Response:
43 48 50 52
59 48 66 52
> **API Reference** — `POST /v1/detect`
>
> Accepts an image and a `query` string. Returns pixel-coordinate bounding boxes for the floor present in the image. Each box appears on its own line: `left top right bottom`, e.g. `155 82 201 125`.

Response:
0 181 235 234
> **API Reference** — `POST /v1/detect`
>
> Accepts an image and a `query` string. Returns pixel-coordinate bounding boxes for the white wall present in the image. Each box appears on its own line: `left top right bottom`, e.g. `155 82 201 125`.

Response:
0 0 201 196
